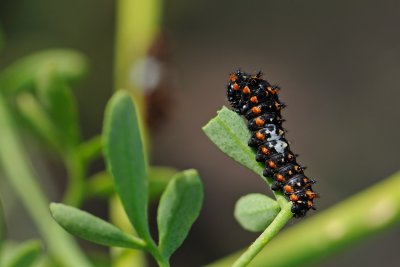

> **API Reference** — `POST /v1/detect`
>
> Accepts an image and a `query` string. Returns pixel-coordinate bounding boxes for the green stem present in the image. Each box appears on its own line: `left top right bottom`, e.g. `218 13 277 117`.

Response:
0 94 93 267
146 242 170 267
114 0 161 94
272 189 288 209
78 135 103 165
232 202 293 267
208 170 400 267
63 150 86 207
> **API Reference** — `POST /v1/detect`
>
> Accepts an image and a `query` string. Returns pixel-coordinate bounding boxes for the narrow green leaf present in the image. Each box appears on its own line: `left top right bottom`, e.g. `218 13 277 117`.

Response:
2 240 42 267
0 49 87 95
103 91 151 241
50 203 146 250
202 106 288 207
202 106 264 177
35 66 80 149
157 169 204 259
148 166 178 200
234 193 280 232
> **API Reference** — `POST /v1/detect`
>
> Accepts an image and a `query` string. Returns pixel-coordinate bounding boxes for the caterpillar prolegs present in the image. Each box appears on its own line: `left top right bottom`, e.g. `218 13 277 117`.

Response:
227 70 318 218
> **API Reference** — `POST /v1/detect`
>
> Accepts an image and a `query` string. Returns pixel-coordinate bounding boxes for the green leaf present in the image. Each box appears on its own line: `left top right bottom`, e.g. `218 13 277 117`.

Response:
35 66 80 149
2 240 42 267
157 169 203 259
148 166 178 200
103 91 151 241
202 106 264 177
234 193 281 232
0 49 87 95
50 203 146 250
202 106 289 208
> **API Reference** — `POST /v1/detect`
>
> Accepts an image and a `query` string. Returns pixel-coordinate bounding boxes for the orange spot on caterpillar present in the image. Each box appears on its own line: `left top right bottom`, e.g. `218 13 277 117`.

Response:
251 106 261 115
268 160 277 169
276 174 285 182
261 147 269 155
284 185 294 193
230 74 237 82
255 118 265 127
256 132 265 141
250 96 258 103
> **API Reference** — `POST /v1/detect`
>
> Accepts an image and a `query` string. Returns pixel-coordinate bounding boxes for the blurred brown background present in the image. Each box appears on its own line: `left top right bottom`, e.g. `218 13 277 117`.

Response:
0 0 399 266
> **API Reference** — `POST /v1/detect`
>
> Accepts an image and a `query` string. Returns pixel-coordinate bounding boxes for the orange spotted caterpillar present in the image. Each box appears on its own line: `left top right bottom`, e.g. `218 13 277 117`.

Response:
227 70 318 217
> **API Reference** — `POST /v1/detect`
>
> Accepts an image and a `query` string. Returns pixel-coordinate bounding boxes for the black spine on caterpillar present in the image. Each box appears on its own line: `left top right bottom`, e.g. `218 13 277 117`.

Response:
227 70 318 218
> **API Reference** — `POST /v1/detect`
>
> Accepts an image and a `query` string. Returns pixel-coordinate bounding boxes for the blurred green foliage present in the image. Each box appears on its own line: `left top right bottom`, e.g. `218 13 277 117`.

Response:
0 50 87 95
0 240 42 267
51 90 203 267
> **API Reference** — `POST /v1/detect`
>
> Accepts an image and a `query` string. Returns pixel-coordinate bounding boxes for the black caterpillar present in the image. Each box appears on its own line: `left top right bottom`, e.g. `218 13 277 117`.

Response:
227 70 318 217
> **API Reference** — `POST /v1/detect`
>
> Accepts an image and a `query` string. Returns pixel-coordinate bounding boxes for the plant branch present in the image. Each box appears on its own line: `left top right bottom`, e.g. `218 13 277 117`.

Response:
63 150 86 207
78 135 103 165
208 170 400 267
146 242 170 267
232 202 293 267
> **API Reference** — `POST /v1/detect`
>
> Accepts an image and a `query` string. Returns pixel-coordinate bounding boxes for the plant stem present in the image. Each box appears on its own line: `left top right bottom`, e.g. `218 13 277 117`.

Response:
114 0 161 94
208 170 400 267
63 150 86 207
272 189 288 209
0 94 93 267
78 135 103 165
146 242 170 267
232 202 293 267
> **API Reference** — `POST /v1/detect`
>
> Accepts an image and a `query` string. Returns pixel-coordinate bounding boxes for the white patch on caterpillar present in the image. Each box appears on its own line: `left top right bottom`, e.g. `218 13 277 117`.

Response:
273 140 288 153
264 124 283 141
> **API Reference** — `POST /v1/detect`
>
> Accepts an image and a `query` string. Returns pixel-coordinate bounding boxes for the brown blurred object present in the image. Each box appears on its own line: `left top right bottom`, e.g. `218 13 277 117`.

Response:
144 31 176 133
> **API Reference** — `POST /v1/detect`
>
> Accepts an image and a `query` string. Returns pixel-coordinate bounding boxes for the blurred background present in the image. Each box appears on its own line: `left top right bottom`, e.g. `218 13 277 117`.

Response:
0 0 399 266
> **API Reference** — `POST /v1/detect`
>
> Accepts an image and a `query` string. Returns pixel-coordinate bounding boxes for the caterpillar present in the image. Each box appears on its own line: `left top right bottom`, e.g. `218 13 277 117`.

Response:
227 70 318 218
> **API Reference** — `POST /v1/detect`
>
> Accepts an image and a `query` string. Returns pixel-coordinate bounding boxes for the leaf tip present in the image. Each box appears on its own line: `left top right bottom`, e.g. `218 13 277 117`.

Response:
49 202 58 213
